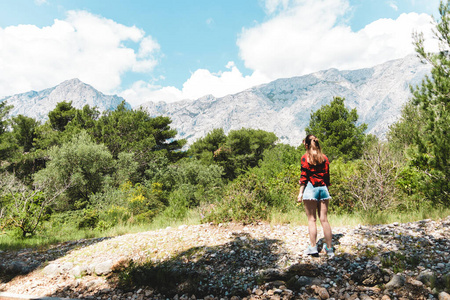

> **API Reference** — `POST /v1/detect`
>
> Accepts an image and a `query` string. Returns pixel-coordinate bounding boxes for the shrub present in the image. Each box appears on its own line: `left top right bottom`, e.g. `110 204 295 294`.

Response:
77 209 99 229
348 142 402 211
204 173 270 223
327 158 359 214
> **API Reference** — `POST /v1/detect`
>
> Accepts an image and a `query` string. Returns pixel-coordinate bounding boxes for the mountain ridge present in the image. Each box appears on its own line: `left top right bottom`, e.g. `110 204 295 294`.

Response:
0 55 430 146
141 54 430 145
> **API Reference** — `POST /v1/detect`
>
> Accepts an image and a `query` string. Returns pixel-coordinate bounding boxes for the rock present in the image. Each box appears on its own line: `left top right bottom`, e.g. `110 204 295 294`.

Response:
261 268 286 281
381 295 391 300
287 263 320 277
350 264 387 286
274 288 283 294
312 285 329 299
70 265 82 277
43 263 60 276
360 294 372 300
288 276 313 288
94 259 114 275
60 262 73 273
439 292 450 300
385 274 406 289
408 278 423 287
417 270 436 286
254 289 263 296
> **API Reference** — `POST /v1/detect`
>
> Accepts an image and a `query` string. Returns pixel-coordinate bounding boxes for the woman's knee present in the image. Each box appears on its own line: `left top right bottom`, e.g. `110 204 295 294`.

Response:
308 215 317 223
319 216 329 224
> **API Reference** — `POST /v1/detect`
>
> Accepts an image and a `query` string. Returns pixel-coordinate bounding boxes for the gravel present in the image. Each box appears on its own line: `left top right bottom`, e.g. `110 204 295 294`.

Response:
0 217 449 300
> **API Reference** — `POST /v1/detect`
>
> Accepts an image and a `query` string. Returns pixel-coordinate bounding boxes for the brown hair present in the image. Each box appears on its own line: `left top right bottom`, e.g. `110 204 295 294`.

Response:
303 134 325 165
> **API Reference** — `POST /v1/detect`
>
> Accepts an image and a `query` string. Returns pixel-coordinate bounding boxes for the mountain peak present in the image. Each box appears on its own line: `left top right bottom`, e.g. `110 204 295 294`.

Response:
64 78 82 84
2 78 130 121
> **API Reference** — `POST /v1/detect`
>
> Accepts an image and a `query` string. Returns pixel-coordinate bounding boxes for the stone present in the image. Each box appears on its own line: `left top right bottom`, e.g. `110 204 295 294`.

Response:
262 268 286 281
288 263 320 277
94 259 114 275
312 286 329 300
43 263 60 276
60 262 74 273
254 289 263 296
408 278 423 287
417 270 436 286
438 292 450 300
70 265 82 277
385 274 405 289
350 264 387 286
289 276 313 288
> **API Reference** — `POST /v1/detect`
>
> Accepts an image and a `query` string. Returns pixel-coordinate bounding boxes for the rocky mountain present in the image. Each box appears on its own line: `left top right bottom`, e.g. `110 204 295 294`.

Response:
141 54 431 146
0 55 431 147
0 78 130 121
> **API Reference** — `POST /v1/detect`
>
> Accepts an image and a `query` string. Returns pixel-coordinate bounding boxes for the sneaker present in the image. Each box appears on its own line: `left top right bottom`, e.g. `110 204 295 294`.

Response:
304 245 318 256
324 245 334 258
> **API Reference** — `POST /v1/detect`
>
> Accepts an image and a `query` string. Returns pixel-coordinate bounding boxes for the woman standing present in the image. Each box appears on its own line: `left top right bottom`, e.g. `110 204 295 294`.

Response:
297 135 334 258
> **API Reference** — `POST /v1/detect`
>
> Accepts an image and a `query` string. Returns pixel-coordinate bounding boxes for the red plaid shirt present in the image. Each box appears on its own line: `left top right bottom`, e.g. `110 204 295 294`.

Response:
299 154 330 187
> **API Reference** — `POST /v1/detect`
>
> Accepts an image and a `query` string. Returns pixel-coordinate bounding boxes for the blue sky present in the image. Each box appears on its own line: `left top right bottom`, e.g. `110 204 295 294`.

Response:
0 0 441 106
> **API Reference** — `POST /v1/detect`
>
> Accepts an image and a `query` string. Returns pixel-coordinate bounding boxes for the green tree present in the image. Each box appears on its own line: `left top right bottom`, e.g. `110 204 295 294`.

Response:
189 128 278 180
390 0 450 203
219 128 278 180
48 101 76 131
188 128 227 164
92 102 185 176
306 96 367 161
33 130 114 210
11 115 40 152
0 101 15 160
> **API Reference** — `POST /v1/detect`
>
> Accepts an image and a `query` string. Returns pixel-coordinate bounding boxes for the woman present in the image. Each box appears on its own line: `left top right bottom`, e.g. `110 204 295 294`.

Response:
297 134 334 258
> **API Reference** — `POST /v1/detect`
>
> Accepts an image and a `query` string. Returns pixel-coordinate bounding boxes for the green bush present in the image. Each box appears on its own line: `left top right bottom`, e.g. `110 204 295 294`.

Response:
204 173 270 223
327 158 359 214
77 209 99 229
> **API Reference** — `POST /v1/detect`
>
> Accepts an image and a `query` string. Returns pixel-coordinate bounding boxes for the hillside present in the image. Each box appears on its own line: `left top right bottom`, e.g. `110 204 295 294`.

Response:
0 218 449 299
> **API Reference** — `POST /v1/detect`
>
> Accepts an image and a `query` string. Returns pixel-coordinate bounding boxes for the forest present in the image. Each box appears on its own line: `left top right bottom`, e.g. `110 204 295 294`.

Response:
0 2 449 248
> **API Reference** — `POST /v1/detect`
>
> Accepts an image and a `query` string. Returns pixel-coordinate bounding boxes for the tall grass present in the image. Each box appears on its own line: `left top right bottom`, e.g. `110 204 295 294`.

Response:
1 206 448 251
268 205 450 227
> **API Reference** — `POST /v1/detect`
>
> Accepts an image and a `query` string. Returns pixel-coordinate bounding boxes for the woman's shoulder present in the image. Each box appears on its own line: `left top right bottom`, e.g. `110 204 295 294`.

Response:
301 153 308 162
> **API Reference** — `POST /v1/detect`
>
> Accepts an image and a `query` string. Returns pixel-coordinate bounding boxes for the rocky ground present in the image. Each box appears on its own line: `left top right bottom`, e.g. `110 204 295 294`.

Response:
0 217 449 300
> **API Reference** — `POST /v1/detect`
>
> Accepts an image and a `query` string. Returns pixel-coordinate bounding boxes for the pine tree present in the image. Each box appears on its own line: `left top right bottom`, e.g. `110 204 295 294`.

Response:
406 0 450 203
306 96 367 161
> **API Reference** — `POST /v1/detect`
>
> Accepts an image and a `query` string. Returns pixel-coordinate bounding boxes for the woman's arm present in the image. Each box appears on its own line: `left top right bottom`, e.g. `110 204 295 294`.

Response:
297 184 306 203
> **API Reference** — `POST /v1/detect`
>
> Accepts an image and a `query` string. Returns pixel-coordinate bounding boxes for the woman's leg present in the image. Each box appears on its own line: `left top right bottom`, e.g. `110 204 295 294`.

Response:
318 200 332 248
304 200 319 246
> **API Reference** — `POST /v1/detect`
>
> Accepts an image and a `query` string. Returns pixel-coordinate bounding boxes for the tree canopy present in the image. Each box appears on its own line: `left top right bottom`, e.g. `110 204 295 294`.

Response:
305 96 367 161
390 0 450 204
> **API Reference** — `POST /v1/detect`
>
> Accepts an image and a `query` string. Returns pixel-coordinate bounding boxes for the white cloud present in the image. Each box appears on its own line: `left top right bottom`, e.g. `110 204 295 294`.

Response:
237 0 437 81
389 1 399 11
1 1 440 108
120 62 270 106
264 0 291 14
0 10 160 98
121 0 438 106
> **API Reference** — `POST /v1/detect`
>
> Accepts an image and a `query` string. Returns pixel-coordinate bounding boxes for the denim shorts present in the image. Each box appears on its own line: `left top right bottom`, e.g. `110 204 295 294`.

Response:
303 182 331 201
